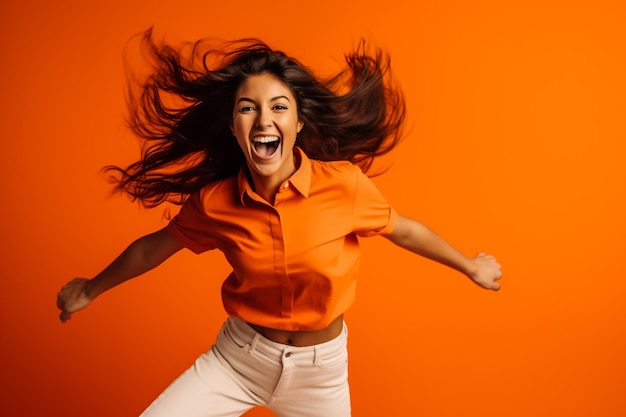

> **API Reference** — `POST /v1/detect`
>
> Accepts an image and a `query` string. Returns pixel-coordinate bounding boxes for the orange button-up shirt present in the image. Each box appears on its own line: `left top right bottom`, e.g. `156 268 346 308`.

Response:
167 148 397 330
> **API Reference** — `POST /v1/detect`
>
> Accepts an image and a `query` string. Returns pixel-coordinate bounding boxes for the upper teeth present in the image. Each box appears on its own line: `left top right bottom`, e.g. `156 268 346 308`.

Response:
252 136 279 143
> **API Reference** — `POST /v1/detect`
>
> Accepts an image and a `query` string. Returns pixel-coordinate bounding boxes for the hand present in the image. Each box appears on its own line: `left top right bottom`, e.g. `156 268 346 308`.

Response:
468 253 502 291
57 278 93 323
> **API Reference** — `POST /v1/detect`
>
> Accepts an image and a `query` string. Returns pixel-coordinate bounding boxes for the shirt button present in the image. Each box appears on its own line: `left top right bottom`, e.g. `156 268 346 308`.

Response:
283 183 289 189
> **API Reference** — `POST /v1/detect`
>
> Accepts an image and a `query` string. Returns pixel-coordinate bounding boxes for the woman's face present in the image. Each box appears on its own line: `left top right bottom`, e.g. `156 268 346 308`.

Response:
231 72 304 192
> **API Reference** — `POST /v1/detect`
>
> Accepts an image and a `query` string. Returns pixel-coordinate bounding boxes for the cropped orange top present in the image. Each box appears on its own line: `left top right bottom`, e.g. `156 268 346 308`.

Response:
166 147 397 331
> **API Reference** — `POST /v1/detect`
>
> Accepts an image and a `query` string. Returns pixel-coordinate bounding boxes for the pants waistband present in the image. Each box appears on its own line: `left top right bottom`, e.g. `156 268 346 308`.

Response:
222 317 347 366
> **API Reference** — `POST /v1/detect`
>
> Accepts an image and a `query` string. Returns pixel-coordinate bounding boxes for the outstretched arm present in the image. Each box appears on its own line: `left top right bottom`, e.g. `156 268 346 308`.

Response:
56 227 184 322
383 215 502 290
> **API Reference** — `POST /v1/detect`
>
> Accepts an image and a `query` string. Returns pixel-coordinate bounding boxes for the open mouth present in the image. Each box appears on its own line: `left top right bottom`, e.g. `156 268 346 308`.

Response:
252 136 281 158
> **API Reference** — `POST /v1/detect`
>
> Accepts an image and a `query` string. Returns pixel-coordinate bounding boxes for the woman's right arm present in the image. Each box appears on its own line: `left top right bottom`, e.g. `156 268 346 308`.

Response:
57 227 184 323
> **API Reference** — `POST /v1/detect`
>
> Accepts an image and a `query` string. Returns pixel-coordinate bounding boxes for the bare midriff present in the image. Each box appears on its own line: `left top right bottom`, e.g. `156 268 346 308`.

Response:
248 314 344 347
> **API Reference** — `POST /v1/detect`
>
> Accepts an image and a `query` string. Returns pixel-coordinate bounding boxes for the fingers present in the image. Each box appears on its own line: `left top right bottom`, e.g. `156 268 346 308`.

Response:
491 265 503 291
473 252 503 291
56 292 65 310
56 277 94 323
56 278 87 323
57 292 69 323
483 277 501 291
57 284 70 310
476 252 502 271
59 310 72 323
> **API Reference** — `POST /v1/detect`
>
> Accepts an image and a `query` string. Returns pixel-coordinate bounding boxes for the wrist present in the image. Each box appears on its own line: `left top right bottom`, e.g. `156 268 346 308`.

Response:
83 278 100 300
462 257 479 279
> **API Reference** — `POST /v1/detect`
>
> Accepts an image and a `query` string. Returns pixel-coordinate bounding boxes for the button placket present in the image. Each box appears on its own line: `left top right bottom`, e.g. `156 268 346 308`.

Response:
268 203 292 318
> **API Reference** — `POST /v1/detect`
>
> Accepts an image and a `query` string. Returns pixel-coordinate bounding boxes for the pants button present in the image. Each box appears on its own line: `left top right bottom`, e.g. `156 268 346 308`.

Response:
285 352 292 358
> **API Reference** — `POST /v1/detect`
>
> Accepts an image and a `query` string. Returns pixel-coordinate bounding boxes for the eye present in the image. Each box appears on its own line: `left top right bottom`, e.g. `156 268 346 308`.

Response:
238 105 255 113
273 104 288 111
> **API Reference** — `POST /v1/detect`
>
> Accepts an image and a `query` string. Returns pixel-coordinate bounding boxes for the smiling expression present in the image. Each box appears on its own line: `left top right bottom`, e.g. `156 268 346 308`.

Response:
231 72 304 198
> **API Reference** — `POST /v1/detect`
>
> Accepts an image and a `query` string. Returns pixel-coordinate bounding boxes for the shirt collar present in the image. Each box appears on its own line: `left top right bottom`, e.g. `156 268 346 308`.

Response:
238 146 312 206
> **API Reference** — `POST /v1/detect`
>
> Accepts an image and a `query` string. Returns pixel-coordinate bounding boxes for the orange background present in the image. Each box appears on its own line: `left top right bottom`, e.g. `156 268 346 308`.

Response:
1 1 625 416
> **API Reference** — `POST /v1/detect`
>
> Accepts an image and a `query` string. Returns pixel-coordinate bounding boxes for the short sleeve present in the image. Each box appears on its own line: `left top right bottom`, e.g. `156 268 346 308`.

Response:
352 166 398 237
166 192 218 254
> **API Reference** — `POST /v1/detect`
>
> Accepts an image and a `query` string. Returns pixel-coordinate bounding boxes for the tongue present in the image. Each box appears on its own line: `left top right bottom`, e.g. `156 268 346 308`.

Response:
255 141 279 158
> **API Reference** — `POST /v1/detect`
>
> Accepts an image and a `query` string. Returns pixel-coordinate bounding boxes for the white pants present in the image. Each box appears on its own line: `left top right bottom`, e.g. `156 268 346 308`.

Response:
140 317 351 417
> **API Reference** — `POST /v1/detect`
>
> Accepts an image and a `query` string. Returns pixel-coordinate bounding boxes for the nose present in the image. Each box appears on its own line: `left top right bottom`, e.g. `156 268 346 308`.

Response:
254 108 272 128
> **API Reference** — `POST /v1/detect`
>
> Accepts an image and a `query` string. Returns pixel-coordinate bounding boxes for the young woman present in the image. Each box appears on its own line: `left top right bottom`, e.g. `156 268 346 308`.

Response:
56 30 502 417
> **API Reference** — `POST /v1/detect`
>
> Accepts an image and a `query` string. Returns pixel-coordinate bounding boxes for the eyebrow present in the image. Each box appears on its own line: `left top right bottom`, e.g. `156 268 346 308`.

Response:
236 95 292 104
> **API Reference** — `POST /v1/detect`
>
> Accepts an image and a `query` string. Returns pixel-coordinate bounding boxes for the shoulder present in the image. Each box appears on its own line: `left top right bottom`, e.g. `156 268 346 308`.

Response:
183 176 239 212
303 160 371 203
198 176 238 196
309 159 361 181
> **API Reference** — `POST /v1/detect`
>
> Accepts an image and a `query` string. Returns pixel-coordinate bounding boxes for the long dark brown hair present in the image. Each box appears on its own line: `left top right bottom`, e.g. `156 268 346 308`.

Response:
107 28 406 207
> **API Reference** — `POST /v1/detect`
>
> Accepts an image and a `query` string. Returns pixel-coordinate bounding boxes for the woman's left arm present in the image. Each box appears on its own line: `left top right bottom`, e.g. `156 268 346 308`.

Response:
383 215 502 290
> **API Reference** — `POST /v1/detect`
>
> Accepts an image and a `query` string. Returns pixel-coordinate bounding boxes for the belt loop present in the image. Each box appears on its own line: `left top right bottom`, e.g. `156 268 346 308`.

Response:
248 332 261 354
313 345 322 366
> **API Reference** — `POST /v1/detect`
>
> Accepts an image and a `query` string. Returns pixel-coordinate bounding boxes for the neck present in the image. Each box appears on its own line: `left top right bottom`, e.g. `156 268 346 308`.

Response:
252 178 280 205
247 151 300 205
246 166 291 205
